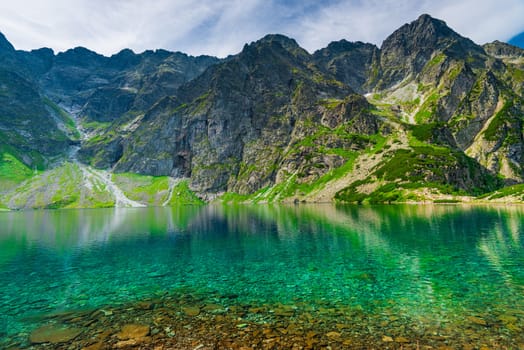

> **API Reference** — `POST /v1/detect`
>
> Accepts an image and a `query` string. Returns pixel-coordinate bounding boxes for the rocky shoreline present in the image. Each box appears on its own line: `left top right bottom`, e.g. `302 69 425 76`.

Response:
3 291 522 349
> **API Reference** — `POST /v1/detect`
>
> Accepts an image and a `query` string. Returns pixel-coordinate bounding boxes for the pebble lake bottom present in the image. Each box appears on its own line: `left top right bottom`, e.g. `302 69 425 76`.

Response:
0 204 522 349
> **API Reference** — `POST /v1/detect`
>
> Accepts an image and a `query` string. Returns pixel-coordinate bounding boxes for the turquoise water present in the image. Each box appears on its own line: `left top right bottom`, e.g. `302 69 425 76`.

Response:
0 204 523 346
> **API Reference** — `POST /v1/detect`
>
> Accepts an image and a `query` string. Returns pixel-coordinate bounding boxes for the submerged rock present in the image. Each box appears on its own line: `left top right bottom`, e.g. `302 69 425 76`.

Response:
115 337 151 348
116 323 150 340
467 316 488 326
182 306 201 317
382 335 394 342
83 342 103 350
498 314 518 324
30 324 81 344
325 331 341 339
395 336 410 343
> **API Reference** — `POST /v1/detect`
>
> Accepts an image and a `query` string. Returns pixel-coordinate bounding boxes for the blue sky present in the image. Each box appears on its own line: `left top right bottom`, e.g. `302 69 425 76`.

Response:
510 32 524 48
0 0 523 57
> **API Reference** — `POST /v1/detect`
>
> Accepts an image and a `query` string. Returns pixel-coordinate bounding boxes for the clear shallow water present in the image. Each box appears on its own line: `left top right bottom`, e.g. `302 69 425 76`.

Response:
0 204 523 346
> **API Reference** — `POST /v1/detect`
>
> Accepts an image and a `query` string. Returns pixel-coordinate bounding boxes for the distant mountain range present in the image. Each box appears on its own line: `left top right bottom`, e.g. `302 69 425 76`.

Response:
1 14 524 209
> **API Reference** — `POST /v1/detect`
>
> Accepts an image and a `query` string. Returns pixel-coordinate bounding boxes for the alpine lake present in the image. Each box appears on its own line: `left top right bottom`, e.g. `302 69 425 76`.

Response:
0 204 523 349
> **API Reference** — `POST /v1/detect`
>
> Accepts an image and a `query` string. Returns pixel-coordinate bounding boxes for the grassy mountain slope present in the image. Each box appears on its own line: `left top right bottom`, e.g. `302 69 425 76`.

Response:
0 162 202 209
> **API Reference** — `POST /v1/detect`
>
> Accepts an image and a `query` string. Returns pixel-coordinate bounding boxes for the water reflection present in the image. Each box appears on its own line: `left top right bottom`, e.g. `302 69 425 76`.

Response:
0 206 201 254
186 204 524 321
2 204 521 247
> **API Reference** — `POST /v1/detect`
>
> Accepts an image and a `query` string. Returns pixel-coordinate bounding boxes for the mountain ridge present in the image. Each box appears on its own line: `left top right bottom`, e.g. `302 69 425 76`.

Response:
1 14 524 209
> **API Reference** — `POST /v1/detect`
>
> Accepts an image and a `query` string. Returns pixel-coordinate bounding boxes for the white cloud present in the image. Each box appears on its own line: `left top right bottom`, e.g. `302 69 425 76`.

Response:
0 0 234 55
0 0 522 57
430 0 524 44
297 0 524 50
295 0 524 52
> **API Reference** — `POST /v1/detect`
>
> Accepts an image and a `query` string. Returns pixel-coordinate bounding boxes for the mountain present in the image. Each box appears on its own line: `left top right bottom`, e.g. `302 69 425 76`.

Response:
0 32 14 53
367 15 524 187
0 44 77 174
1 14 524 208
80 34 380 199
0 39 219 185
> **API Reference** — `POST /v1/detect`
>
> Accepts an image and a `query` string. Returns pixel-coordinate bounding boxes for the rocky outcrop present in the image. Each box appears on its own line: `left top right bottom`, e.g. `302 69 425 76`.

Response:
313 40 379 93
484 40 524 58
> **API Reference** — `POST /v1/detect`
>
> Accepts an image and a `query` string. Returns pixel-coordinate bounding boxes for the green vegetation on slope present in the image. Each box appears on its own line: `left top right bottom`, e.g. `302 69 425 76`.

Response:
0 151 34 190
414 92 440 124
410 122 445 142
477 184 524 201
221 132 387 203
166 180 204 206
220 156 360 204
0 163 116 209
335 181 418 204
335 139 502 204
1 162 82 209
112 173 203 206
113 172 170 205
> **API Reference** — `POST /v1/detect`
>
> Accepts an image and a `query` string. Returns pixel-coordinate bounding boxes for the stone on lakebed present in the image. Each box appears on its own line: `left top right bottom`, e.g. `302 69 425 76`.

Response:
30 324 81 344
182 306 201 316
467 316 488 326
116 324 150 340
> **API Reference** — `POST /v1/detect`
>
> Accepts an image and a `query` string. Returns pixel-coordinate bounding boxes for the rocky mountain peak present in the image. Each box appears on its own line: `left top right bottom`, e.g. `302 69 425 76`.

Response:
392 14 456 42
108 48 141 69
56 46 106 67
0 32 15 53
111 48 136 60
312 40 379 93
376 14 484 89
483 40 524 58
241 34 309 62
179 33 310 104
381 13 474 57
257 34 301 50
320 40 377 55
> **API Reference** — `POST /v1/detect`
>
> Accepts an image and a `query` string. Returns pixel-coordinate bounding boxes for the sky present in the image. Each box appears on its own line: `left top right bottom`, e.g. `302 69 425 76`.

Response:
0 0 523 57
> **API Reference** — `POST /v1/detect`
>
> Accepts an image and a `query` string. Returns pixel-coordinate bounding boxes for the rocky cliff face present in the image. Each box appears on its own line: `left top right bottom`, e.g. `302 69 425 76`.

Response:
313 40 379 93
40 47 219 122
1 14 524 207
85 35 381 198
0 36 219 172
0 66 75 169
0 33 59 161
